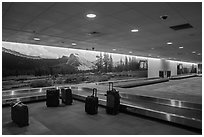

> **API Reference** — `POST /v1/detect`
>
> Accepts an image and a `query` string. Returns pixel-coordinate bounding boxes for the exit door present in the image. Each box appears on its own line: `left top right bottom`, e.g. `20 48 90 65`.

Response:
167 71 171 77
159 71 164 78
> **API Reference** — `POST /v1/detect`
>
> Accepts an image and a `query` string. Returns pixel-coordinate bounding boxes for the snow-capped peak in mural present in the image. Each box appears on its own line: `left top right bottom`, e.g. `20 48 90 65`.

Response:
66 53 95 71
2 41 148 77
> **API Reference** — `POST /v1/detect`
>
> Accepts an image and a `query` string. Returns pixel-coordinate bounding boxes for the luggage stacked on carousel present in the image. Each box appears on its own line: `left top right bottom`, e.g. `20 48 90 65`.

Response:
106 82 120 115
61 88 73 105
11 101 29 127
46 88 60 107
85 88 98 115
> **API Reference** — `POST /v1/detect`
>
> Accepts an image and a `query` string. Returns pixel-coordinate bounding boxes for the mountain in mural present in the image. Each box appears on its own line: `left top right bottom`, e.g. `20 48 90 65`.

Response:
2 47 96 77
66 53 95 71
3 46 148 77
2 47 42 59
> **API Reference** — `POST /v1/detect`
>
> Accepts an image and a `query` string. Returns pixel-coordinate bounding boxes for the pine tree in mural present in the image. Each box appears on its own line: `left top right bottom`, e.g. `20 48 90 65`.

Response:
116 58 124 72
103 53 109 73
128 57 132 70
108 54 113 72
125 56 129 71
96 52 103 73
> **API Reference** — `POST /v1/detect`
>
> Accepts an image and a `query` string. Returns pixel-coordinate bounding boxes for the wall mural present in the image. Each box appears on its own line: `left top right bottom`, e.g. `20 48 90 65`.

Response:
177 63 197 75
2 42 147 88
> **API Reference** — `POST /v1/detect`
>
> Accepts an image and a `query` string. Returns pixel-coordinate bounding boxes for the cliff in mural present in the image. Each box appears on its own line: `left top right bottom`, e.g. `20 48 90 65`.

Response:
2 48 96 77
66 53 95 70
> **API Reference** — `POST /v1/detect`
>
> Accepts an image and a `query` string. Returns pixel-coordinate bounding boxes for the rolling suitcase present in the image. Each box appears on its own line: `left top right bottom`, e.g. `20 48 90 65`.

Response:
106 82 120 115
85 88 98 115
46 88 60 107
11 101 29 127
61 88 73 105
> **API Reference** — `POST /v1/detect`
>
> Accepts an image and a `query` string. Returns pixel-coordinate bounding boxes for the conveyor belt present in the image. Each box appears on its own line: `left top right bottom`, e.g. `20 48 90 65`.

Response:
115 78 169 88
2 86 202 130
170 74 197 80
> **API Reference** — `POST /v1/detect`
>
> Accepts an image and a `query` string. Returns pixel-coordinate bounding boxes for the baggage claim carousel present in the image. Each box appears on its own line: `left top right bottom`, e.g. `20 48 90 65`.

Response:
2 78 202 132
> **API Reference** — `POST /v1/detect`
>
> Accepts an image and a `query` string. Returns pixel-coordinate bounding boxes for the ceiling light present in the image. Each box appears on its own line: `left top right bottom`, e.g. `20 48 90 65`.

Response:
129 51 132 53
179 46 184 49
167 42 173 45
112 49 116 51
86 13 96 18
33 37 40 41
131 29 139 32
148 54 151 56
197 53 201 55
72 42 77 46
192 51 196 54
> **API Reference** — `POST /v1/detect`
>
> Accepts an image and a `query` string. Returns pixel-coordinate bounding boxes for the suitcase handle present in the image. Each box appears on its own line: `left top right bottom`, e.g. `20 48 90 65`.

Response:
109 82 113 91
12 101 22 107
92 88 97 97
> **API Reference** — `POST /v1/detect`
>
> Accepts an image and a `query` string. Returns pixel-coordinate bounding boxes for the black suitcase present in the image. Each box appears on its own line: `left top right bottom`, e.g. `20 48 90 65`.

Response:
11 101 29 127
61 88 73 105
106 82 120 115
46 88 60 107
85 88 98 115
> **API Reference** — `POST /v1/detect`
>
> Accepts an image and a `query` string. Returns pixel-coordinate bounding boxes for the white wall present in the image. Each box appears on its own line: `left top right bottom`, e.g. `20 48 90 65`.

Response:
168 60 177 76
148 58 163 78
147 58 197 78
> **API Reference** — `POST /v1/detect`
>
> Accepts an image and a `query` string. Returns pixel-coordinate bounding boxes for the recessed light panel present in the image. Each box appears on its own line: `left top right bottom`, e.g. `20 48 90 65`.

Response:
131 29 139 32
192 51 196 54
86 13 96 18
167 42 173 45
129 51 132 53
33 37 40 41
72 42 77 46
179 46 184 49
112 49 116 51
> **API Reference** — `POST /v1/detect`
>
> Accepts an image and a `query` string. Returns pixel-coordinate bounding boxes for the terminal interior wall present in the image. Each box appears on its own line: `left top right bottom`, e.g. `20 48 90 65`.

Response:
147 58 197 78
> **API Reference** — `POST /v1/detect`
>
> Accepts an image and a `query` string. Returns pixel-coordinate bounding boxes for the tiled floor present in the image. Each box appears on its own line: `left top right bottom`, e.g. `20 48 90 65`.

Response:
76 77 202 104
2 100 200 135
127 77 202 103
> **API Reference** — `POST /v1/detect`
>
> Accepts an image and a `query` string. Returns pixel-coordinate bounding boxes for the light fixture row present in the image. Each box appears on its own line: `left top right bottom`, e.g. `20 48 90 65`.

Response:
86 13 139 33
33 13 200 62
192 51 201 56
166 42 201 56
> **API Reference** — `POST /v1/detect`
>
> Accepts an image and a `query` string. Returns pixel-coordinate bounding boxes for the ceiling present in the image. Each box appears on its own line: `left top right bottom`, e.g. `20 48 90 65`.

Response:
2 2 202 63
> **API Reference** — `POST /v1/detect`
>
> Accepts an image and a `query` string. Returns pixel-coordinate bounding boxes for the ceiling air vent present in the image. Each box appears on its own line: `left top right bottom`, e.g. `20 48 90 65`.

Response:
89 31 100 35
88 31 104 37
170 23 193 31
